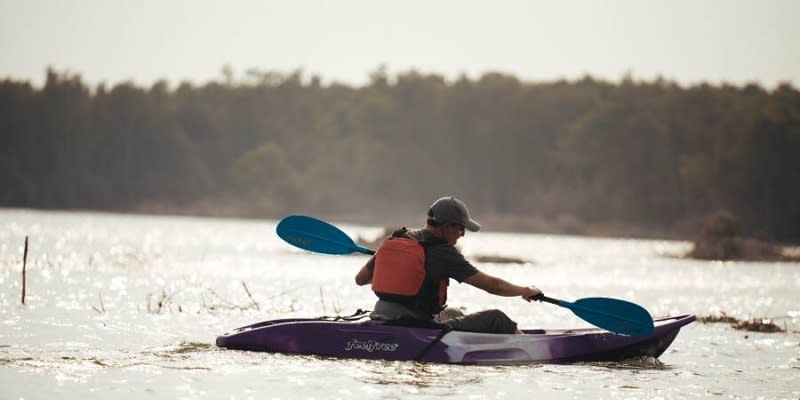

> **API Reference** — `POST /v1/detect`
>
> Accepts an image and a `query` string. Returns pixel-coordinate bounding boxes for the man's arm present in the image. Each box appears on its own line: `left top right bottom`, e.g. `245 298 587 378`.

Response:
355 259 374 286
464 271 541 300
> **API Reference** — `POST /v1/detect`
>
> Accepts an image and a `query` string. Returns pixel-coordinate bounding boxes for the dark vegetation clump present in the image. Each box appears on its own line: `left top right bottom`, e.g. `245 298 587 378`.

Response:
688 211 799 262
731 318 784 333
471 254 534 265
697 312 739 324
698 312 786 333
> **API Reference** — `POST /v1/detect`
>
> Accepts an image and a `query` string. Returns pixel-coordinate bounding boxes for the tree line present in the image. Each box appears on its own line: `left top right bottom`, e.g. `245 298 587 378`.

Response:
1 68 798 241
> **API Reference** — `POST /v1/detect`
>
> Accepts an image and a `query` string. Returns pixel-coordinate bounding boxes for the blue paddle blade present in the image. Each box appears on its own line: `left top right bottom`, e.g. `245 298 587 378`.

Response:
276 215 374 255
562 297 654 336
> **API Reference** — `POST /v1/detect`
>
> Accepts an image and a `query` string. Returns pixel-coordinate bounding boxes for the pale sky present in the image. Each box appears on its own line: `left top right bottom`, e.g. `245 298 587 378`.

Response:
1 0 798 89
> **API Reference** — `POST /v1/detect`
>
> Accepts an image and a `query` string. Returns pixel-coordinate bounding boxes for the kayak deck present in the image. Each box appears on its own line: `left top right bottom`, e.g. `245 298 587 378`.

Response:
216 314 695 364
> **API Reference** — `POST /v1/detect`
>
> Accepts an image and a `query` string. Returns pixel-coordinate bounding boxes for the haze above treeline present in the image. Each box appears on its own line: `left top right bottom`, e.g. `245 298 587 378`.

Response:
2 68 798 242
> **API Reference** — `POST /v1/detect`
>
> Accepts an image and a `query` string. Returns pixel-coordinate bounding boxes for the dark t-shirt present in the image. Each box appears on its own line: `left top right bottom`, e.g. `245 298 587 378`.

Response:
366 228 479 287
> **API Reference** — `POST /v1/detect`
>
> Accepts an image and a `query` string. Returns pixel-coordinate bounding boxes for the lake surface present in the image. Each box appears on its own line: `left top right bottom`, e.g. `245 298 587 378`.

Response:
1 209 798 399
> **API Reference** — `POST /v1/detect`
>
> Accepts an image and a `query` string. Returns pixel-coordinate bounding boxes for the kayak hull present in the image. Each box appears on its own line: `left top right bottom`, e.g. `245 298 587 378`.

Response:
216 314 695 364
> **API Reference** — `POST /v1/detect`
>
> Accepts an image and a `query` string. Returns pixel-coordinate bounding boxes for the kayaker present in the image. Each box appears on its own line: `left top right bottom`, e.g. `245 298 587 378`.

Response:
355 196 542 334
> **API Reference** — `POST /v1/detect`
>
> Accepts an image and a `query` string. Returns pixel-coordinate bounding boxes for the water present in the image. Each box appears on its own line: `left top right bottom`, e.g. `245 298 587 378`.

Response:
1 209 798 399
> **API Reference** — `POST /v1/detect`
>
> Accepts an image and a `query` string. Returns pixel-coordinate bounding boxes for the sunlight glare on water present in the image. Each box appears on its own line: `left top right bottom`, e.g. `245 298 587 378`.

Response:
0 209 798 399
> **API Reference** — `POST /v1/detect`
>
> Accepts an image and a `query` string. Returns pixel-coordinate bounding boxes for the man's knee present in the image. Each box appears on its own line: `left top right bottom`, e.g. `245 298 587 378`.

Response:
481 309 518 333
435 307 466 323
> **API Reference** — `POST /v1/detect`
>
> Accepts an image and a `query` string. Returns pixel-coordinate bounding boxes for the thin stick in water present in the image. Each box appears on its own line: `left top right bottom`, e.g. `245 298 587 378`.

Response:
21 236 28 305
241 282 260 311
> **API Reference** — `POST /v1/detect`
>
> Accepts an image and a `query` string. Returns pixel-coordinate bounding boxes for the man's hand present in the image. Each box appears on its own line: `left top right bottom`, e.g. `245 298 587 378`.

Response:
522 286 543 302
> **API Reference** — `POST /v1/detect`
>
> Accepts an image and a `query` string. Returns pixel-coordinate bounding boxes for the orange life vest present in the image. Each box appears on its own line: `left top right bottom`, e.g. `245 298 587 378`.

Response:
371 237 448 315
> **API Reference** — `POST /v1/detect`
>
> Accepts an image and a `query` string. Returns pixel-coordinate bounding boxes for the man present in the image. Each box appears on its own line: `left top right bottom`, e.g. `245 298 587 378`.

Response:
355 196 542 334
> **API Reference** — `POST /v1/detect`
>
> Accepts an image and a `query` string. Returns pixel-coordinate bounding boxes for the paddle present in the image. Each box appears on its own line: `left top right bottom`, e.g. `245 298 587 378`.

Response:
276 215 655 336
276 215 375 255
536 296 653 336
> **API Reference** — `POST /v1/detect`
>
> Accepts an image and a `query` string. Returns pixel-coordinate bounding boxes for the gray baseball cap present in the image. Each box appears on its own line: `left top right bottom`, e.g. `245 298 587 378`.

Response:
427 196 481 232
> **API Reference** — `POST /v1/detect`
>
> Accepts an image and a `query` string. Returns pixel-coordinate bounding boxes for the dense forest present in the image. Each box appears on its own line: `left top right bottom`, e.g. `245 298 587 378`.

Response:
1 68 799 241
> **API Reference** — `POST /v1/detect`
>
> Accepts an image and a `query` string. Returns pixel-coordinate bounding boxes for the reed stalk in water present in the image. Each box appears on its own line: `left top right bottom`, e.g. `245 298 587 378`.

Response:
21 236 28 305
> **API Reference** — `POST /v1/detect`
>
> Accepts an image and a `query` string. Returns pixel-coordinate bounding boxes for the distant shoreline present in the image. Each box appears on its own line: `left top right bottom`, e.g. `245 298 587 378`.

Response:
4 206 799 263
6 205 799 248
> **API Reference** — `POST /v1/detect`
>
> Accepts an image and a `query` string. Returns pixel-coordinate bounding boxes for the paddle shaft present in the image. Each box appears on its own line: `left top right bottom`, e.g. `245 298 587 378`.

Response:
537 295 559 305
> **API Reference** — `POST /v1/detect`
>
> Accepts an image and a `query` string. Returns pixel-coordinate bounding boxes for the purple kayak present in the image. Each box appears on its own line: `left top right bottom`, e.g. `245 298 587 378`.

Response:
216 313 695 364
